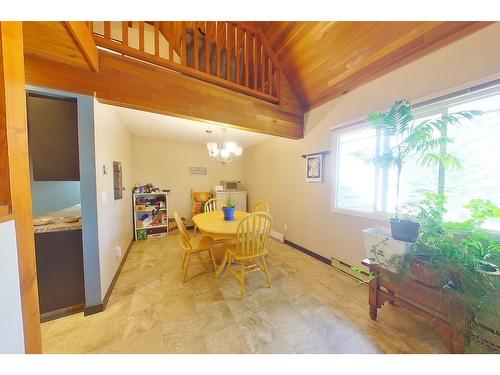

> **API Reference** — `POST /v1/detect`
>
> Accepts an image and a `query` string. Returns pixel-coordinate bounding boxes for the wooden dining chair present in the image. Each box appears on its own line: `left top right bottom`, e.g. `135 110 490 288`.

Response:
225 212 273 298
204 198 224 212
174 211 216 282
253 200 270 213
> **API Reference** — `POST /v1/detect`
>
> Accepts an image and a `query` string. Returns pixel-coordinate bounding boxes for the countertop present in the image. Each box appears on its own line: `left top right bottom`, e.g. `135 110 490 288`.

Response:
33 204 82 234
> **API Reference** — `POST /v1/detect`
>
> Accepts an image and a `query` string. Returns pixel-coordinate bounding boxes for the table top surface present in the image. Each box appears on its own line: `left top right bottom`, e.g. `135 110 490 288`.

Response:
192 211 249 235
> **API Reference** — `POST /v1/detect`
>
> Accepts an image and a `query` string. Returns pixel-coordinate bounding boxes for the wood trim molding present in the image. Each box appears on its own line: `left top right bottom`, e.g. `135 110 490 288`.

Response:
40 303 84 323
283 239 331 265
63 21 99 72
0 21 42 354
84 239 134 316
102 239 133 307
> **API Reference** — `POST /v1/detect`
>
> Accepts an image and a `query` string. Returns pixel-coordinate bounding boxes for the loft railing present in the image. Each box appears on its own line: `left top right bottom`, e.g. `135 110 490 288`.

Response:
90 21 280 103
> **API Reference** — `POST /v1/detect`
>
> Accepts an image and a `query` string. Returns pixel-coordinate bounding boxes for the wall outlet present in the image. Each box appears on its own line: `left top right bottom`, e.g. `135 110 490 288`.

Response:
284 224 288 231
115 245 122 259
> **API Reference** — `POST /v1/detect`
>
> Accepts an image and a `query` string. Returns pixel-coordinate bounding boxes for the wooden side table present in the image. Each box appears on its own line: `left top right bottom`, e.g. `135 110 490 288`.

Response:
362 259 472 353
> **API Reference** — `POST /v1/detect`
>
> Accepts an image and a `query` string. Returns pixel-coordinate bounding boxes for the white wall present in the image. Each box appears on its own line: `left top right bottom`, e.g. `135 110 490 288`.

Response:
131 136 245 226
0 220 25 353
243 23 500 267
94 101 133 300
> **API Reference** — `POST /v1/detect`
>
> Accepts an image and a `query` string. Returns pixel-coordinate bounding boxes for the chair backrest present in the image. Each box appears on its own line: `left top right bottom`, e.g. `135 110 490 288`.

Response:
253 200 270 213
204 198 224 212
235 212 273 257
174 211 191 250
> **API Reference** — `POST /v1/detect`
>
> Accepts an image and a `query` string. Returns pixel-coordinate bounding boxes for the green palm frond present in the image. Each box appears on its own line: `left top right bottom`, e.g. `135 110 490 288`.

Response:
368 100 414 136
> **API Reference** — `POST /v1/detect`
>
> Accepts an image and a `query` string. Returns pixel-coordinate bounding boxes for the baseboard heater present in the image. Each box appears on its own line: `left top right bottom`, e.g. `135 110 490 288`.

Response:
330 256 370 284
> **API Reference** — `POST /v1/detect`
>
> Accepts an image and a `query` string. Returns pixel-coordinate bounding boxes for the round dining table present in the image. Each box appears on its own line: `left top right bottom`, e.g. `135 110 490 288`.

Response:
192 210 250 277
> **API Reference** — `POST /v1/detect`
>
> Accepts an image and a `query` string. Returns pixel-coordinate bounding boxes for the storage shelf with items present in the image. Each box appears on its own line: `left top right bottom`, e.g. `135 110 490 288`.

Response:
133 191 169 240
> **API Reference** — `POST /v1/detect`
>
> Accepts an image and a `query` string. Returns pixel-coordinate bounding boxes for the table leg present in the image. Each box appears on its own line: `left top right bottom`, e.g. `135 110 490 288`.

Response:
215 251 228 278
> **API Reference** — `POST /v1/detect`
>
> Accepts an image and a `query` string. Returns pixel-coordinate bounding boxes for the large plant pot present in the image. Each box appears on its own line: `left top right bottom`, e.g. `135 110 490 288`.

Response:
390 218 420 243
222 206 236 221
362 227 411 271
410 256 442 288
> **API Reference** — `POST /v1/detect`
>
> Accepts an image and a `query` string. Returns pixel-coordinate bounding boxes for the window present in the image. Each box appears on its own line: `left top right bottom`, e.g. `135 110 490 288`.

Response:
333 83 500 230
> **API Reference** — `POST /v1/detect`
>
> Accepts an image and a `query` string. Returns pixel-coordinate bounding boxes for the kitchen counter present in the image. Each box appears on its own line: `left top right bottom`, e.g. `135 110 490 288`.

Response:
33 204 82 233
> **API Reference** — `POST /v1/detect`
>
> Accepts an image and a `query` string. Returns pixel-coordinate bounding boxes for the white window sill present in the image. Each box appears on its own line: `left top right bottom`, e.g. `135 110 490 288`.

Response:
330 207 391 223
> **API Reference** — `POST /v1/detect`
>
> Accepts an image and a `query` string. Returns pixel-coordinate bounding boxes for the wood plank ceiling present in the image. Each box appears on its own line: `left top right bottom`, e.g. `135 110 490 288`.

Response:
249 21 492 110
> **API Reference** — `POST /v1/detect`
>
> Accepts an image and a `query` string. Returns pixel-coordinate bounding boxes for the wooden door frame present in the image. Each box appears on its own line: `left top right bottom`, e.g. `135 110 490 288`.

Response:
1 21 42 353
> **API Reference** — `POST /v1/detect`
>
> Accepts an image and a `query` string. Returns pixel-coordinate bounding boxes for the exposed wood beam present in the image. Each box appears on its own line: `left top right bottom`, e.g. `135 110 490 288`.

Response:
0 21 42 354
25 50 304 139
63 21 99 72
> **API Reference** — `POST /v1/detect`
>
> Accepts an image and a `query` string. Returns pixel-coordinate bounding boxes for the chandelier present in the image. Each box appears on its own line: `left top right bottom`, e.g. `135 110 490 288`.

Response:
206 128 243 165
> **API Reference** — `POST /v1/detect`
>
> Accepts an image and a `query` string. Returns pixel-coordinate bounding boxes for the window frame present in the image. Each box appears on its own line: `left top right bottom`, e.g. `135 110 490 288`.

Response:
331 81 500 223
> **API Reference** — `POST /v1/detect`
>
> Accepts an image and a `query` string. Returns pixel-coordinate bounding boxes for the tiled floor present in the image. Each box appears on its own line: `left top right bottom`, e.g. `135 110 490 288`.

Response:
41 234 447 353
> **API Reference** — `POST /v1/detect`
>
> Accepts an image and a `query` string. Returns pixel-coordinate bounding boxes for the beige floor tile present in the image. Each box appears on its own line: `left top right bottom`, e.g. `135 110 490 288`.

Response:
41 234 450 354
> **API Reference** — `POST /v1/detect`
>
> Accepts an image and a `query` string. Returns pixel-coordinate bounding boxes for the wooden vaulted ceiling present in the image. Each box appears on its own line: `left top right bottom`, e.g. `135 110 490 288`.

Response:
20 21 493 140
248 21 492 110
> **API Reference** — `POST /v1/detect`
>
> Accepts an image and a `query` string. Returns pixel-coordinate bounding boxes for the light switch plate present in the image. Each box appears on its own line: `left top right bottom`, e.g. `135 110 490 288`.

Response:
102 191 108 202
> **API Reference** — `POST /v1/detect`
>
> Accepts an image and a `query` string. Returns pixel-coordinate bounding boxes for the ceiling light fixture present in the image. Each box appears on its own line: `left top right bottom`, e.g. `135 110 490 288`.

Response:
206 128 243 165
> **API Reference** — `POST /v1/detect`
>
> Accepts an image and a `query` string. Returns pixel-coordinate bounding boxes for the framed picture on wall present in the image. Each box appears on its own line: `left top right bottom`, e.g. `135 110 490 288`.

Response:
305 153 323 182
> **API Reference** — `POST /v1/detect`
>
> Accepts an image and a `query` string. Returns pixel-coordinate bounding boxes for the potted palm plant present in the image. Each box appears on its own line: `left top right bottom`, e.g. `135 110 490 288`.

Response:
367 100 481 242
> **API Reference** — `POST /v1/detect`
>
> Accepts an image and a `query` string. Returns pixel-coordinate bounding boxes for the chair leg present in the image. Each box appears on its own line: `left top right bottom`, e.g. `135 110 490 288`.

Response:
181 252 188 270
182 253 192 282
262 256 271 288
225 254 233 278
208 247 217 272
193 226 198 236
239 264 246 298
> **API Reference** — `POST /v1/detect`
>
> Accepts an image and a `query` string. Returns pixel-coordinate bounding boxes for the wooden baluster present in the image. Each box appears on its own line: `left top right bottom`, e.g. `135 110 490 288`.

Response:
206 22 216 75
235 26 240 84
226 23 232 82
154 21 159 57
139 21 145 52
122 21 128 46
87 21 93 33
181 22 187 66
215 22 221 77
194 22 200 70
244 31 250 88
104 21 111 40
168 23 174 62
276 69 280 99
268 58 273 95
253 34 257 90
260 43 265 93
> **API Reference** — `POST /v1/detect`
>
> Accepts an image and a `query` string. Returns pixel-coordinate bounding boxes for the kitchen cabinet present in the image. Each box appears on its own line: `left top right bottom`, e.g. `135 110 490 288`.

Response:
34 228 85 321
27 93 80 181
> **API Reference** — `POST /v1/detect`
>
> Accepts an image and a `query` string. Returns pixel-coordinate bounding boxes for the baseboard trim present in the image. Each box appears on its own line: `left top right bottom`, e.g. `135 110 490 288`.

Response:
102 239 134 308
270 230 285 243
283 239 331 265
84 238 134 316
84 303 104 316
41 303 85 322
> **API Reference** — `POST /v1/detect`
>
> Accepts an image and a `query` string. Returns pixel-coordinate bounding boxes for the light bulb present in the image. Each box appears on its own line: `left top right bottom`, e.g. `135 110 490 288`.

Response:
234 146 243 156
220 148 230 159
225 141 237 153
206 142 218 153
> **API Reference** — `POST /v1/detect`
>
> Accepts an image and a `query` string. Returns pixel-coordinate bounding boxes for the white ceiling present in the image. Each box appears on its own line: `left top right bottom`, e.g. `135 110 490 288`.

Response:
111 105 275 148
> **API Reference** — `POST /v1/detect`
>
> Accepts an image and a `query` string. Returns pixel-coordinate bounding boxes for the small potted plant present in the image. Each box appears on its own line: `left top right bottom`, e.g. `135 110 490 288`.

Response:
222 198 236 221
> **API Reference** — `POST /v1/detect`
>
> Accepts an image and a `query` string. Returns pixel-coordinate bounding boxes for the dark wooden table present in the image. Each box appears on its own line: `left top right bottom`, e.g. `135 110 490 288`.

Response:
362 258 471 353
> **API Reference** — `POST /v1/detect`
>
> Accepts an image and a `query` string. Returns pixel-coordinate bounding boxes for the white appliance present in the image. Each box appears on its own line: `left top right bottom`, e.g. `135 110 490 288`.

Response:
220 180 244 191
215 191 247 212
